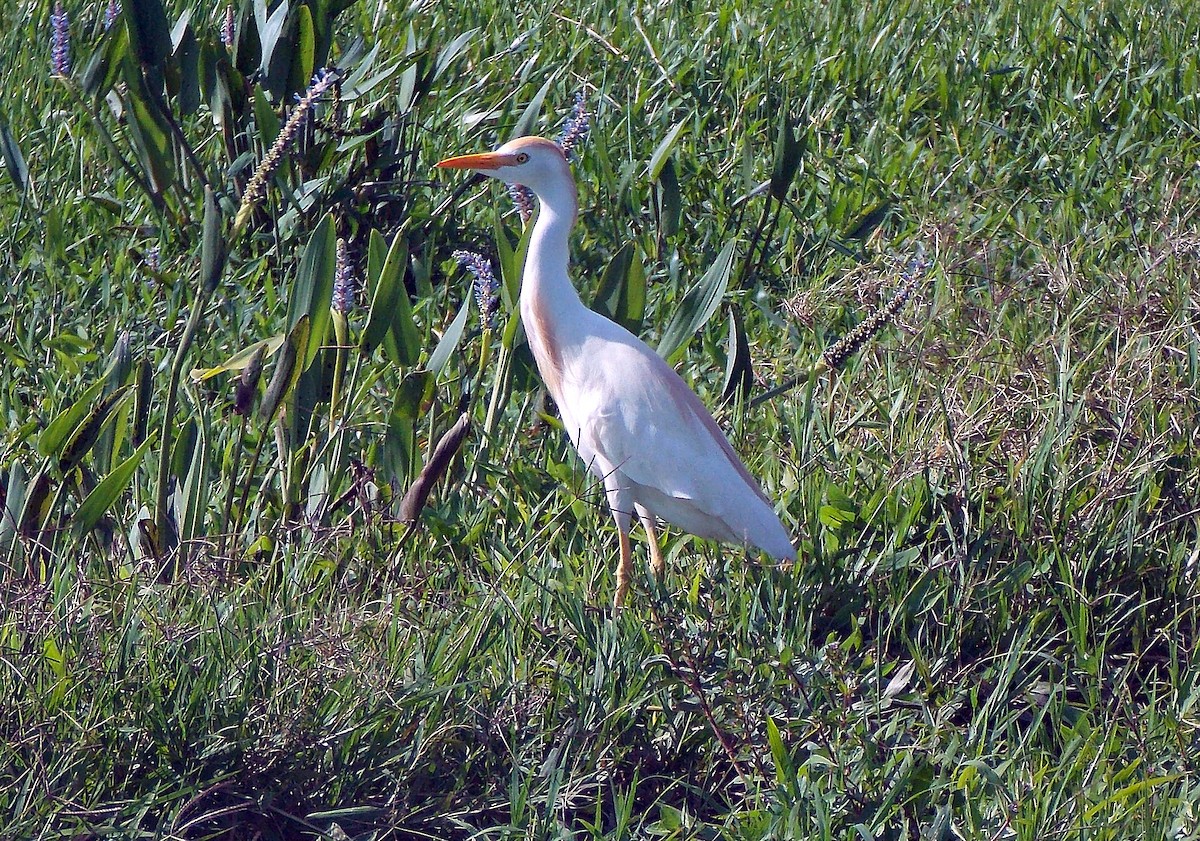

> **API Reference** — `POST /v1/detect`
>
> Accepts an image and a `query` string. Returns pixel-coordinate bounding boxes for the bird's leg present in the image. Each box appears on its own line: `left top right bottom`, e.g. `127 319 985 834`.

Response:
614 529 632 609
640 513 666 579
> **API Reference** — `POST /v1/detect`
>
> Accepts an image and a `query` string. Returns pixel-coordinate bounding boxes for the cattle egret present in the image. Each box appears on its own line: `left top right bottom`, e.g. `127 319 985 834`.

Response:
437 136 795 606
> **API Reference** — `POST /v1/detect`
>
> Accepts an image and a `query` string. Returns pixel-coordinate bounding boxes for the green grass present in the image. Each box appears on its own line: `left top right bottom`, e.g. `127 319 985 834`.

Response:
3 0 1200 838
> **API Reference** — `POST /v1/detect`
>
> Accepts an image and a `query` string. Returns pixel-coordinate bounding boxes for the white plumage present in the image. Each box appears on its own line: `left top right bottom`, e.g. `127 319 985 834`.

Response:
437 136 794 605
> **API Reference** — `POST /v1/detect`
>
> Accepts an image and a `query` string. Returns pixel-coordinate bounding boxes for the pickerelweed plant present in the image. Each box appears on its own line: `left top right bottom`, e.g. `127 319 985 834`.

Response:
15 1 478 571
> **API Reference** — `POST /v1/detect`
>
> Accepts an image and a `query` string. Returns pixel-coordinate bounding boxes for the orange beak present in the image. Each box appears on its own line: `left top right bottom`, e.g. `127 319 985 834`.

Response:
435 151 514 170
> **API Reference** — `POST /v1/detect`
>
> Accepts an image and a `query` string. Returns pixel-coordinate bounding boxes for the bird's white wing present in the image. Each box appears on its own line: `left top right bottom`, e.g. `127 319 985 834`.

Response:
561 319 793 558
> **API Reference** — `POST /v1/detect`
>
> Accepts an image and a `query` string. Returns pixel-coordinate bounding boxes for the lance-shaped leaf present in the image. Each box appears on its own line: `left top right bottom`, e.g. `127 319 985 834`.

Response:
124 67 176 195
59 384 133 473
125 0 171 69
286 4 316 97
0 117 29 193
657 157 681 239
38 380 107 460
80 23 129 98
361 229 406 354
200 186 226 294
769 113 805 201
287 213 336 371
255 0 292 96
425 296 470 377
657 238 737 363
167 12 200 116
73 435 155 536
190 333 287 381
648 119 687 181
721 308 753 402
133 358 153 446
511 75 556 140
388 370 433 483
591 242 646 335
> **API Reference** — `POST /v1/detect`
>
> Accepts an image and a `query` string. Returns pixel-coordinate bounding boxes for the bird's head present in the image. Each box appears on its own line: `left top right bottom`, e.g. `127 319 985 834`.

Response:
435 136 572 198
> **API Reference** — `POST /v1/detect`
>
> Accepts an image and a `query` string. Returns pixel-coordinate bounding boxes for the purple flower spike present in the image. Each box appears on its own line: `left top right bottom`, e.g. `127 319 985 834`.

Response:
556 91 590 161
507 184 536 225
50 1 70 78
453 250 499 329
221 4 235 47
104 1 121 31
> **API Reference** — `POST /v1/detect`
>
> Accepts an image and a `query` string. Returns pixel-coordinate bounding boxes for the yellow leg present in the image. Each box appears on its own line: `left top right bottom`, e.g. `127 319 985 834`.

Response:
642 516 665 579
614 529 632 609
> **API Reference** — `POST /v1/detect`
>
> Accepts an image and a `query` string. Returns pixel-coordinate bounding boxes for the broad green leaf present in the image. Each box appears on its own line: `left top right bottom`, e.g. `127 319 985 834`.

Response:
59 385 134 473
769 113 805 201
657 238 737 362
433 29 477 80
170 418 198 484
657 157 681 239
721 307 753 402
647 119 687 181
387 370 432 482
396 25 420 113
200 186 226 294
0 117 29 193
95 333 133 474
38 380 106 460
389 281 421 367
342 55 415 101
845 202 892 241
174 423 208 547
73 435 155 536
125 0 171 68
766 716 792 781
287 4 316 95
425 297 471 377
252 85 281 147
133 358 152 446
0 462 27 550
494 214 520 308
511 74 556 140
168 12 200 116
826 485 858 518
306 0 337 69
255 0 292 93
288 213 337 371
124 68 176 195
80 22 129 98
362 230 408 355
591 242 646 335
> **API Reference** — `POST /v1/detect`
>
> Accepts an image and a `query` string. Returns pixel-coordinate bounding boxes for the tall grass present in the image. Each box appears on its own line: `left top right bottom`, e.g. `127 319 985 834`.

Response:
1 0 1198 838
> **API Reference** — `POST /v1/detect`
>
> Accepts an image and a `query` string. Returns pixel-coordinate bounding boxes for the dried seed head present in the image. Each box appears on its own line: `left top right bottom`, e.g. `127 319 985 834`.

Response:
332 238 356 313
234 68 339 231
821 247 930 372
234 345 267 416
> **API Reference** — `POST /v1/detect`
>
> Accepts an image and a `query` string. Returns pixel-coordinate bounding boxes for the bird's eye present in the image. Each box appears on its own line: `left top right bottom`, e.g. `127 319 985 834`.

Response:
515 152 530 164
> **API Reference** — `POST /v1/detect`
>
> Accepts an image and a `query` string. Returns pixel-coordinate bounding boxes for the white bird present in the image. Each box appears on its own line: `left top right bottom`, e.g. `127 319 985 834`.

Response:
437 136 795 606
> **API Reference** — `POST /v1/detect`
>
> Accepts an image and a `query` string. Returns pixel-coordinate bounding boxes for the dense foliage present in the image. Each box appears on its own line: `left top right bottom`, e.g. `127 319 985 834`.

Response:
2 0 1199 838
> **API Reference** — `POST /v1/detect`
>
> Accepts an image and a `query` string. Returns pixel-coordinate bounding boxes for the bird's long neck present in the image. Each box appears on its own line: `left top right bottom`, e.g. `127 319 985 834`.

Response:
520 182 584 398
